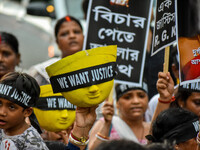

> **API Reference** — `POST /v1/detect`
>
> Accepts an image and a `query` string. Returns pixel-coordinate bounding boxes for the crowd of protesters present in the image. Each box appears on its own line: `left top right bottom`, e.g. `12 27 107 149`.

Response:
0 0 200 150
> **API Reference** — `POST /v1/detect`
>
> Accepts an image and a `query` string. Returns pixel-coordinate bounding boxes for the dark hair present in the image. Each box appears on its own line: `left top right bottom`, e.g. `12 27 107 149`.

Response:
54 15 83 40
146 141 175 150
95 139 146 150
0 32 19 54
0 72 40 107
115 82 148 101
170 88 192 108
45 141 66 150
148 108 199 144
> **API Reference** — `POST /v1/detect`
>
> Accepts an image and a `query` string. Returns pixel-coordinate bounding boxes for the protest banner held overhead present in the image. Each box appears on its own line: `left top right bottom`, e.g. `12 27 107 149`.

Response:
176 0 200 91
83 0 153 86
151 0 177 56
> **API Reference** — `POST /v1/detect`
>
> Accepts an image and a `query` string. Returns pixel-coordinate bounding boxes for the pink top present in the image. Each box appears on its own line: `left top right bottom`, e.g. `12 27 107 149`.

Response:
100 117 147 145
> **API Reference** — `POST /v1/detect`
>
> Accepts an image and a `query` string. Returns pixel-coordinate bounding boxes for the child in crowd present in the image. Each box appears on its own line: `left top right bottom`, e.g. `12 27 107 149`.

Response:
0 72 49 149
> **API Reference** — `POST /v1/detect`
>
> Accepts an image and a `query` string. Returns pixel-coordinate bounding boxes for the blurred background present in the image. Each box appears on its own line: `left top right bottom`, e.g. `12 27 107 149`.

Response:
0 0 86 70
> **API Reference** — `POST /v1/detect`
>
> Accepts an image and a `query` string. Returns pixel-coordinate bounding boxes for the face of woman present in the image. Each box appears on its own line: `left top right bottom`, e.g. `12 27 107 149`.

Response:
176 138 198 150
0 43 20 78
56 21 84 58
117 89 148 121
184 92 200 119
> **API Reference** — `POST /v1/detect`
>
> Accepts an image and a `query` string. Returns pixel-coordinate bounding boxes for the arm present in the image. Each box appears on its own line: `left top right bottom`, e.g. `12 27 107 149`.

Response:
88 101 114 150
69 106 97 150
150 72 174 133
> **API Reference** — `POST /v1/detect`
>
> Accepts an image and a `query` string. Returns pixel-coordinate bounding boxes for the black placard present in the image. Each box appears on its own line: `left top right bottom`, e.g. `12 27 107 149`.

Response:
151 0 177 56
83 0 153 86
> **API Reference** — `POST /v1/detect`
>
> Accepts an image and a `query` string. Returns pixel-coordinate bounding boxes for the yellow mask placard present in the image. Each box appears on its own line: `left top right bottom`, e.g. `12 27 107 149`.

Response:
34 84 76 132
46 45 117 107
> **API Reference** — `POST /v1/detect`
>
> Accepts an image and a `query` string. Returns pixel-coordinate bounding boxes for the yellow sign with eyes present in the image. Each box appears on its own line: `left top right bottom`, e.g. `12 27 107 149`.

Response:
46 45 117 107
34 84 76 132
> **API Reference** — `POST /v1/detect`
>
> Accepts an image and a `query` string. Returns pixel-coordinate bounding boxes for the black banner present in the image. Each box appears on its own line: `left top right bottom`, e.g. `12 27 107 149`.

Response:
151 0 177 56
0 83 32 108
35 96 76 110
50 62 116 93
179 81 200 92
83 0 153 86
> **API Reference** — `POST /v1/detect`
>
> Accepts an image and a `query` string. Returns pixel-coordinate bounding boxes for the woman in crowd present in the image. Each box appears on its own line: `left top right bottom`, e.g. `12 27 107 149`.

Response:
28 15 84 85
28 16 86 148
146 107 199 150
89 82 150 150
170 87 200 119
0 32 20 79
154 72 200 119
146 71 200 150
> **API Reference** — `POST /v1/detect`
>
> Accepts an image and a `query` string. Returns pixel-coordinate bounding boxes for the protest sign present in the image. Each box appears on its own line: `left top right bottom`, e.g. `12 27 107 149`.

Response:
151 0 177 56
176 0 200 91
83 0 153 86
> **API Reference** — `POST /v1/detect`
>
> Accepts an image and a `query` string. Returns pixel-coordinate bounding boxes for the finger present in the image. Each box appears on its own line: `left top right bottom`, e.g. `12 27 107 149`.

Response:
102 107 114 113
158 72 169 80
103 101 114 107
167 72 174 84
157 84 167 89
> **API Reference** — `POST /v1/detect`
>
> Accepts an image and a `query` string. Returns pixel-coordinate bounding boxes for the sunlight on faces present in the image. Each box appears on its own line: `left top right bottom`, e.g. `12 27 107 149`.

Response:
46 45 117 107
34 84 76 132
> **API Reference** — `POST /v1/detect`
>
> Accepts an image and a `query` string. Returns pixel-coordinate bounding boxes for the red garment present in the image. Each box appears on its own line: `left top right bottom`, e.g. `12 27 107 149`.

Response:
182 54 200 81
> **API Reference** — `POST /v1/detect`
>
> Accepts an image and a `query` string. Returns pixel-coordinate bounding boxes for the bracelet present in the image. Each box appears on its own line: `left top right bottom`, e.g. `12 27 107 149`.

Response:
95 133 109 141
158 96 176 103
71 132 89 143
97 132 109 139
69 133 89 146
158 98 171 104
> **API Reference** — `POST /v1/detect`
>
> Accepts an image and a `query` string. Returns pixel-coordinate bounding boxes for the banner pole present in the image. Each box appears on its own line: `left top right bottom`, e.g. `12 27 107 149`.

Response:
163 46 170 73
108 86 114 103
106 85 114 120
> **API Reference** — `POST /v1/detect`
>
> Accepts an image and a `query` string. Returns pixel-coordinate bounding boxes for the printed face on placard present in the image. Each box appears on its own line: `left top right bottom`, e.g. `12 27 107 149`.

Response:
62 80 114 107
34 108 75 132
46 45 117 107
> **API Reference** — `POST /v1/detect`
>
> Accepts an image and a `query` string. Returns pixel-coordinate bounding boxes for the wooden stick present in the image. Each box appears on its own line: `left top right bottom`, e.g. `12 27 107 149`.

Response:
163 46 170 73
108 86 114 103
106 85 114 120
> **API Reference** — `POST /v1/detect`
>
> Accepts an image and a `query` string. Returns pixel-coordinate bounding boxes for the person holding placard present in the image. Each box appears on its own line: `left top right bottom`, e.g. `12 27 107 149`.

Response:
88 82 150 150
145 71 200 150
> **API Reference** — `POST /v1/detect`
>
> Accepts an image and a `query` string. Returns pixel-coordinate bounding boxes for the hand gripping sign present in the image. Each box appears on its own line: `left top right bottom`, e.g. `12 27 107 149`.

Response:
34 84 76 132
46 45 117 107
